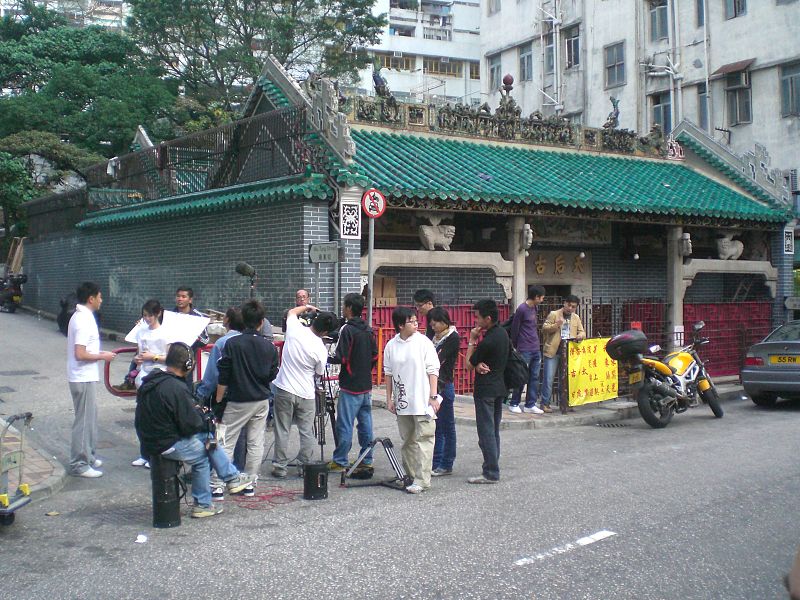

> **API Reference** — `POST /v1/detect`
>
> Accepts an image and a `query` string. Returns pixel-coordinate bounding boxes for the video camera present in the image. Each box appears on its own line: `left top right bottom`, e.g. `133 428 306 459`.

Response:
198 405 218 451
298 308 319 327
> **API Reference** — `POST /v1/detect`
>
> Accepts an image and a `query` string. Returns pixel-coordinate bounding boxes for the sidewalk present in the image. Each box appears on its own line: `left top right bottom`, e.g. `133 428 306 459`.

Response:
5 382 744 502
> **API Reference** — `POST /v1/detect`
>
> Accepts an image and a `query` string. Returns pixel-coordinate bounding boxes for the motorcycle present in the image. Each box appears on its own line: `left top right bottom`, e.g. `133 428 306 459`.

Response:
0 273 27 313
606 321 723 429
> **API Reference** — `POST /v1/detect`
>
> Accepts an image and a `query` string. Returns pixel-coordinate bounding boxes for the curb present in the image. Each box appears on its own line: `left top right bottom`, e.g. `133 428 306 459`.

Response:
0 418 67 504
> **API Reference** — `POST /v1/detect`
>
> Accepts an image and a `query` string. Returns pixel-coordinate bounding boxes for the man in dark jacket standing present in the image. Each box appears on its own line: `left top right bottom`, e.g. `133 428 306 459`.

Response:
135 343 254 518
216 300 279 491
328 293 378 474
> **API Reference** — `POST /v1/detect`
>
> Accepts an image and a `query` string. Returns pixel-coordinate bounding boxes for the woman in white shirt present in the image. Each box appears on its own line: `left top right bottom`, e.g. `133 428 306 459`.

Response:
132 299 170 468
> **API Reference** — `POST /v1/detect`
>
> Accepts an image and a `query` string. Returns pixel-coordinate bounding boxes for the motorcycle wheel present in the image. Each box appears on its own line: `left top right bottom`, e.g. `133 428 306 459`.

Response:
636 382 674 429
701 387 723 418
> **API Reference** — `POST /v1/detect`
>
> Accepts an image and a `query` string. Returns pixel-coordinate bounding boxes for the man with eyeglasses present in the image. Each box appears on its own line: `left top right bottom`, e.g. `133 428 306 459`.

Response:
383 307 440 494
412 289 436 339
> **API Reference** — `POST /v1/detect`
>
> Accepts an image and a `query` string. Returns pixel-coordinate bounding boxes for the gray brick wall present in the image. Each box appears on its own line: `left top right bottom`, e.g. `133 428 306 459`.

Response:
23 199 334 332
590 247 667 299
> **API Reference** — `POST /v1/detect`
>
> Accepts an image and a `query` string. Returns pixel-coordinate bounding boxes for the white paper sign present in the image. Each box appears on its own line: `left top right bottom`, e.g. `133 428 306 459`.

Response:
125 311 210 347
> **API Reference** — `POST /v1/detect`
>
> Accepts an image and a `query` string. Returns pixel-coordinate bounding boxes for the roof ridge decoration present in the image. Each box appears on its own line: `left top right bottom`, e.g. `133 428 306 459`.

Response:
347 77 666 158
673 120 792 206
245 55 356 165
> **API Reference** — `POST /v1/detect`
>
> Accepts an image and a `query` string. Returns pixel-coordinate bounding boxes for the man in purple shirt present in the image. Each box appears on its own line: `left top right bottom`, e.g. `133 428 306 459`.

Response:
509 285 546 414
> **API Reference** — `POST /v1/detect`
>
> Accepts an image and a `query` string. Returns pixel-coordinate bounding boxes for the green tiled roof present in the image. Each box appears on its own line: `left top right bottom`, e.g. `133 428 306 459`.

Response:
77 175 332 229
256 75 291 109
351 128 790 223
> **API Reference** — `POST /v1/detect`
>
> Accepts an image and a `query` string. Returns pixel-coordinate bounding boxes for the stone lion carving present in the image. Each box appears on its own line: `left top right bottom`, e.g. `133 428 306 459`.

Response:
716 232 744 260
420 224 456 251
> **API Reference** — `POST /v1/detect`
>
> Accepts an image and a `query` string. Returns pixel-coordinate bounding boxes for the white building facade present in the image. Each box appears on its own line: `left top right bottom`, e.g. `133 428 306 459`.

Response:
0 0 128 29
354 0 482 104
480 0 800 193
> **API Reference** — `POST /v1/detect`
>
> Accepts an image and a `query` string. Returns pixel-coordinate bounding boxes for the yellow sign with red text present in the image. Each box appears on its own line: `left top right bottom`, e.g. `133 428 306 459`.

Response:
567 338 618 406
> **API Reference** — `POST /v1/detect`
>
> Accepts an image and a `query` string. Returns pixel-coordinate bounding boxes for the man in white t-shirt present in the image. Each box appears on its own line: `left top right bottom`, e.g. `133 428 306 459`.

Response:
271 305 337 478
66 282 116 477
384 306 440 494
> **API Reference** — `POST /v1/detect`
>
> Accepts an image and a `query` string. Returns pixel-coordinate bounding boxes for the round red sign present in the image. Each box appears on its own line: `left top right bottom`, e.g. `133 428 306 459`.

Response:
361 188 386 219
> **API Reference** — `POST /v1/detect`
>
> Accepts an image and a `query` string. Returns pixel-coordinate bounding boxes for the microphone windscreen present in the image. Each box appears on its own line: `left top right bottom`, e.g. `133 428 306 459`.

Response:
235 262 255 277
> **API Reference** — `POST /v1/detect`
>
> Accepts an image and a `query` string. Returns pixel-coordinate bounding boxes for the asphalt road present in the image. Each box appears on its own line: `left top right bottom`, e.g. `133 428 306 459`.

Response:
0 311 798 599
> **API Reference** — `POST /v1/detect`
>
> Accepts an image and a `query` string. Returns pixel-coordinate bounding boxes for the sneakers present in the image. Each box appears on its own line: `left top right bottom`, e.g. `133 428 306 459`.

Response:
191 503 223 518
508 404 522 414
349 464 374 480
405 483 426 494
91 458 103 468
74 467 103 478
241 485 255 497
271 468 287 479
226 473 256 494
467 475 499 484
431 467 453 477
541 405 553 413
131 457 148 467
327 460 346 472
523 404 544 414
211 487 225 501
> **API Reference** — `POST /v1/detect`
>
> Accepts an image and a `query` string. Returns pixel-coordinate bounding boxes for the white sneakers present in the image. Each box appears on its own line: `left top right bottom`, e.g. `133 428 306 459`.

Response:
75 467 103 478
509 405 523 413
131 457 150 468
91 459 103 468
523 405 545 414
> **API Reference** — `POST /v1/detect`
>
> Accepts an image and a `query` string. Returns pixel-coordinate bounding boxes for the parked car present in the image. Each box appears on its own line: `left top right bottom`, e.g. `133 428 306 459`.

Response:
740 320 800 407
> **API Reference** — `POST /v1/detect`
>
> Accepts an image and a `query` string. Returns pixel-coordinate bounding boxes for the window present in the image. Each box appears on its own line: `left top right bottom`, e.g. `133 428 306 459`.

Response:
652 91 672 134
423 27 452 41
489 54 502 91
469 61 480 80
725 71 751 125
781 63 800 117
424 58 463 77
565 26 580 68
697 82 709 131
377 53 415 71
650 1 669 41
544 34 554 74
487 0 500 15
519 43 533 81
724 0 746 19
604 42 625 88
696 0 705 26
389 25 415 37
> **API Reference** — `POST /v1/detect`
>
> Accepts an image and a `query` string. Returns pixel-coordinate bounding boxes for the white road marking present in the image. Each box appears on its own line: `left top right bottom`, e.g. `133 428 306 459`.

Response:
514 530 617 566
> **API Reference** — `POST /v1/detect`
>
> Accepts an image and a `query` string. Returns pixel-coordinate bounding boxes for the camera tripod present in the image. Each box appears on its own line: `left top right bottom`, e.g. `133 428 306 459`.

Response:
340 437 413 491
313 364 339 462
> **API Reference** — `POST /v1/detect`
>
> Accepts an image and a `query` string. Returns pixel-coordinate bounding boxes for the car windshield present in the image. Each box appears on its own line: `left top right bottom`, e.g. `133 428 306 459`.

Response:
765 322 800 342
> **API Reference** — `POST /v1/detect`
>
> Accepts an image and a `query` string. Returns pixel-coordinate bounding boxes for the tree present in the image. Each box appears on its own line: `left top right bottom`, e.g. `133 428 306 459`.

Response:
127 0 386 109
0 22 179 157
0 152 34 241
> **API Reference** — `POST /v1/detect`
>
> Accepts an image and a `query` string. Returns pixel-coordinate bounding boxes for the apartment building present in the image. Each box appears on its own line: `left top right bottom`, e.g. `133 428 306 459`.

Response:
0 0 128 29
354 0 482 104
480 0 799 192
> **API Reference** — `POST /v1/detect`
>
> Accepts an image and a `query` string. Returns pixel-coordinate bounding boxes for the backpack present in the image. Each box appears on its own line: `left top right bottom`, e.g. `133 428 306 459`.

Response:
504 345 529 390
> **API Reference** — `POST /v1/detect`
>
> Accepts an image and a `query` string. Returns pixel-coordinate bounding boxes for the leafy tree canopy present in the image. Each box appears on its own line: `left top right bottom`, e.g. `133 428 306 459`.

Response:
127 0 386 109
0 20 179 157
0 151 35 240
0 0 68 42
0 131 105 172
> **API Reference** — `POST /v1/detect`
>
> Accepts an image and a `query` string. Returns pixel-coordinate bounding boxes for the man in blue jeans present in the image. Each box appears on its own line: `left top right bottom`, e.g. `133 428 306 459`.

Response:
509 285 546 414
135 343 254 518
328 293 378 476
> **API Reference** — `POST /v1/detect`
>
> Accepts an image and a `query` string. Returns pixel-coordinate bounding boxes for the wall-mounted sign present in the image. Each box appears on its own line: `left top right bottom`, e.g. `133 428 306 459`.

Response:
784 225 795 255
340 199 361 239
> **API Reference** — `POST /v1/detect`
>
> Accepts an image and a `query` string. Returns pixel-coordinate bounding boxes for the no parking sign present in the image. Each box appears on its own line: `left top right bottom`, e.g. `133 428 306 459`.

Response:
361 188 386 219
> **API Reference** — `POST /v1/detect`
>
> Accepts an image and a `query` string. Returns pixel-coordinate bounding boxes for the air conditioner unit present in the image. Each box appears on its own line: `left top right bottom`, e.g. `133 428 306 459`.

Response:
440 56 449 63
725 71 750 89
393 51 403 58
785 169 799 193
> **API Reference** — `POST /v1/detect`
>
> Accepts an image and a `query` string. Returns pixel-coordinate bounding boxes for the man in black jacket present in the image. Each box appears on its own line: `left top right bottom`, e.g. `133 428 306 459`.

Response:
216 299 279 489
328 293 378 473
135 343 254 518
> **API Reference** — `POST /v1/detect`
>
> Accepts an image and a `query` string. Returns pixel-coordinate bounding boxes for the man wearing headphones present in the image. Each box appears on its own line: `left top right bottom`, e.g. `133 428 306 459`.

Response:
135 343 255 518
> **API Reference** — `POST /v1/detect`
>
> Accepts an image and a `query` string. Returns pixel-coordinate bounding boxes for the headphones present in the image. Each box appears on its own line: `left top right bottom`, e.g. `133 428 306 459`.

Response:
170 342 195 372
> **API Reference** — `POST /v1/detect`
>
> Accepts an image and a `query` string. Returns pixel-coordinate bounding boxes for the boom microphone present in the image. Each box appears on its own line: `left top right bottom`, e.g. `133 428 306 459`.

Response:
235 262 256 278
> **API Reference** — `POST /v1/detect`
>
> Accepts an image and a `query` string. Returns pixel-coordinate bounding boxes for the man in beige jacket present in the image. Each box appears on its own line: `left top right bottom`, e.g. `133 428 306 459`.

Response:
540 294 585 411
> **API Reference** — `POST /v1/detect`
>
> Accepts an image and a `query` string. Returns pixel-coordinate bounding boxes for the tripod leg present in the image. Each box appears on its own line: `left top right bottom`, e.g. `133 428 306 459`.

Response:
342 438 380 486
381 439 412 487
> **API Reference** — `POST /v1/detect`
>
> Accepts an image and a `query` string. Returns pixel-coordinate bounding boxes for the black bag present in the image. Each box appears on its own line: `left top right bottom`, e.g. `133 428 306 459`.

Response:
504 346 529 390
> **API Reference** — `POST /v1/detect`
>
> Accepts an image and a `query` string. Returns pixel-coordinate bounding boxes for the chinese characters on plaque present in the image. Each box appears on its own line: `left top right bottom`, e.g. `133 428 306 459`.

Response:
533 252 586 276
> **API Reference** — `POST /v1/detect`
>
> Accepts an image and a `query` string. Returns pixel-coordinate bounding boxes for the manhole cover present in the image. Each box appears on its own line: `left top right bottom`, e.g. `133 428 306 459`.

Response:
74 503 151 526
596 422 631 428
0 386 14 393
0 370 38 376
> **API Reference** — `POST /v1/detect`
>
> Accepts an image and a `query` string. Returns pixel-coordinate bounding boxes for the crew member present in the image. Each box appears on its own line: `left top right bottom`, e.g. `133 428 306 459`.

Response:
135 342 254 518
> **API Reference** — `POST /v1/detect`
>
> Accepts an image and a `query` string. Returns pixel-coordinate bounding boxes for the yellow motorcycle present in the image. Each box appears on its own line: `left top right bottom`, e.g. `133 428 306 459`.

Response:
606 322 723 429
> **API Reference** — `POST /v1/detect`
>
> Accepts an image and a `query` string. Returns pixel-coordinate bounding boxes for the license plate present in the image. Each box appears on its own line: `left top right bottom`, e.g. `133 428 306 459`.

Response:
770 355 800 364
629 371 643 384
